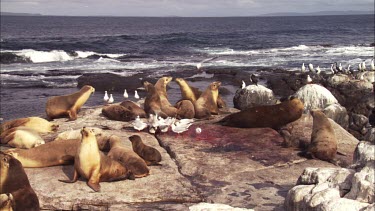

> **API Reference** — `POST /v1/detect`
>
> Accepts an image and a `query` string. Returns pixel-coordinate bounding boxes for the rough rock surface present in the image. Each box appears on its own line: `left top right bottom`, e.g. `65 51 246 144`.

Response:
323 104 349 129
294 84 338 112
0 106 361 210
233 84 276 110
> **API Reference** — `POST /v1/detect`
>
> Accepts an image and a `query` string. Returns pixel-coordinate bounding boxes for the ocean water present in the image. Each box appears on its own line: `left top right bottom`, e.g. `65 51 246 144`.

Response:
0 15 374 120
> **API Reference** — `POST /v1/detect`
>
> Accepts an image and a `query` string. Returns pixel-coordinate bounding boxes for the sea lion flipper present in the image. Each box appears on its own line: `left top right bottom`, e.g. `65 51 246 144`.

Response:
87 181 101 192
68 110 77 121
58 169 79 183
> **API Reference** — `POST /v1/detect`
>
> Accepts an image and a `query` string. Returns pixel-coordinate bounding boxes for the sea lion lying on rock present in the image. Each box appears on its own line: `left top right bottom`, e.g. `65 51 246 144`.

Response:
1 127 45 149
0 117 58 135
218 96 304 129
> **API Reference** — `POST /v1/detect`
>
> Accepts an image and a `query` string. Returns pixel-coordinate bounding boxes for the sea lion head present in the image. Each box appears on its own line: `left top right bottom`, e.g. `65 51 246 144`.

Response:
128 135 142 144
161 76 173 85
0 151 15 188
82 85 95 95
175 78 185 85
80 127 95 142
210 81 221 91
143 81 153 92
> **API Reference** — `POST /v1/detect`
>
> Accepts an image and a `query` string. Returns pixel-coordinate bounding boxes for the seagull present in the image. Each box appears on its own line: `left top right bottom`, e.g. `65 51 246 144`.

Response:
103 91 109 102
134 90 140 99
316 66 321 75
330 64 335 74
334 62 341 73
241 80 246 89
358 63 363 72
157 116 176 132
171 119 193 134
345 64 351 74
307 75 312 83
338 63 343 72
371 59 375 71
361 61 367 71
250 74 258 86
132 116 148 131
123 89 128 98
196 57 218 71
301 63 306 72
147 114 160 134
308 63 314 72
108 94 114 104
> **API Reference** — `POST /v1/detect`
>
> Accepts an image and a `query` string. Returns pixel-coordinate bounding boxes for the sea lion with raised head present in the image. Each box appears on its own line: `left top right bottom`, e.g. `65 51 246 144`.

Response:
128 135 162 166
0 117 58 135
0 151 40 211
107 135 150 178
143 81 167 118
194 81 221 119
154 77 178 117
218 96 304 130
46 85 95 120
58 127 133 192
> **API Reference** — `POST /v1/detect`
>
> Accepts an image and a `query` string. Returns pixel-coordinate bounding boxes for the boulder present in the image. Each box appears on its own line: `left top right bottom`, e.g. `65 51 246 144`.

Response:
323 104 349 129
353 141 375 166
350 113 369 131
345 161 375 203
327 74 351 87
233 85 276 110
294 84 338 113
364 128 375 144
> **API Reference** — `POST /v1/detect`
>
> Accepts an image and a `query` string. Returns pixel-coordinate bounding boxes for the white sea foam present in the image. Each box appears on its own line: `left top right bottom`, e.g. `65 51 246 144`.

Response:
14 49 73 63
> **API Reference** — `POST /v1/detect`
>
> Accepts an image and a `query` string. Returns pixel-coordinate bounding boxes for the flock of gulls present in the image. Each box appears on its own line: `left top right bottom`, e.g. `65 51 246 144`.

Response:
301 59 375 75
103 89 139 104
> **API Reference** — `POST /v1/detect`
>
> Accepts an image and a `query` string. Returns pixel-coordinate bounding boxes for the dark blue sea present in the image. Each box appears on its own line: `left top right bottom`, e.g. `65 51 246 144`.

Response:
0 15 374 120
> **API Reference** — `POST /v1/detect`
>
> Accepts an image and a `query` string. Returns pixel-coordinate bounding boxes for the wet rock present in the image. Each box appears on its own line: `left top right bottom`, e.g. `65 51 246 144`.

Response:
294 84 338 112
233 85 276 110
77 73 145 92
323 104 349 129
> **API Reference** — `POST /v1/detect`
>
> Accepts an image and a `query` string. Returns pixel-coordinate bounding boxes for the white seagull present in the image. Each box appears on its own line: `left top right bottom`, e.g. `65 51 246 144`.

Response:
358 63 363 71
171 121 192 134
308 63 314 72
108 94 114 104
371 59 374 71
316 66 321 75
330 64 335 74
338 63 343 72
301 63 306 72
123 89 128 98
241 80 246 89
196 57 217 70
307 75 312 83
361 61 367 71
345 64 351 74
132 116 148 131
103 91 109 102
134 90 140 99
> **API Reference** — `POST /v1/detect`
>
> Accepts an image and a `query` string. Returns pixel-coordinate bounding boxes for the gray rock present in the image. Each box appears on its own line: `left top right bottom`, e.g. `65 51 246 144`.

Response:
285 185 315 211
304 188 341 209
353 141 375 166
294 84 338 113
317 198 371 210
350 113 369 131
233 85 275 110
323 104 349 129
364 128 375 144
327 74 351 87
345 161 375 203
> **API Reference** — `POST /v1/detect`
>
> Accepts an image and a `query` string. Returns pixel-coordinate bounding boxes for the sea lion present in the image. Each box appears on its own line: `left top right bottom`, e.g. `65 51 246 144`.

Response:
194 81 221 119
128 135 162 166
218 96 304 129
0 151 40 211
119 100 147 118
176 100 195 119
58 128 133 192
0 117 58 135
143 81 167 118
154 76 178 117
307 110 337 162
5 133 111 168
175 78 227 108
102 104 137 121
1 127 45 149
107 135 149 178
45 85 95 120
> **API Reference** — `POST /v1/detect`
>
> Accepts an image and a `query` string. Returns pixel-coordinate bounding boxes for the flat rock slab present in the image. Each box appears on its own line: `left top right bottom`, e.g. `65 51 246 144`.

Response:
156 123 337 210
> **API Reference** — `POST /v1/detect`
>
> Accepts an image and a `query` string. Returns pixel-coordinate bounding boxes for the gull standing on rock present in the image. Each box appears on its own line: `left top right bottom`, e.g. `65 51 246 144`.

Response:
241 80 246 89
316 66 321 75
330 64 335 74
358 63 363 72
307 75 313 84
108 94 114 104
361 61 367 71
123 89 128 98
371 59 375 71
301 63 306 72
171 119 193 134
338 63 343 72
103 91 109 103
308 63 314 72
134 90 140 99
250 74 258 86
132 116 148 131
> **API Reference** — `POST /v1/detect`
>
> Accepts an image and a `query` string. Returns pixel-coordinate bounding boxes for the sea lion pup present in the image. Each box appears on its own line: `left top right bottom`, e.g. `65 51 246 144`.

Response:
143 81 168 118
58 128 134 192
154 76 178 117
194 81 221 119
0 151 40 211
218 96 304 130
175 78 227 108
107 135 150 178
45 85 95 121
120 100 147 118
128 135 162 166
306 110 338 162
0 193 13 211
175 100 195 119
1 127 45 149
0 117 58 135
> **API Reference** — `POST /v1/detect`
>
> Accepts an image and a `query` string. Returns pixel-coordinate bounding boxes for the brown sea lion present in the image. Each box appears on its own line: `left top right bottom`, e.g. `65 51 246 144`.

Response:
218 96 304 130
58 128 133 192
194 81 221 119
5 132 111 168
107 135 149 178
128 135 162 166
0 117 58 135
307 110 337 162
45 85 95 120
0 151 40 211
175 78 227 108
119 100 147 118
143 81 167 118
102 104 137 121
1 127 45 149
154 76 178 117
175 100 195 119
